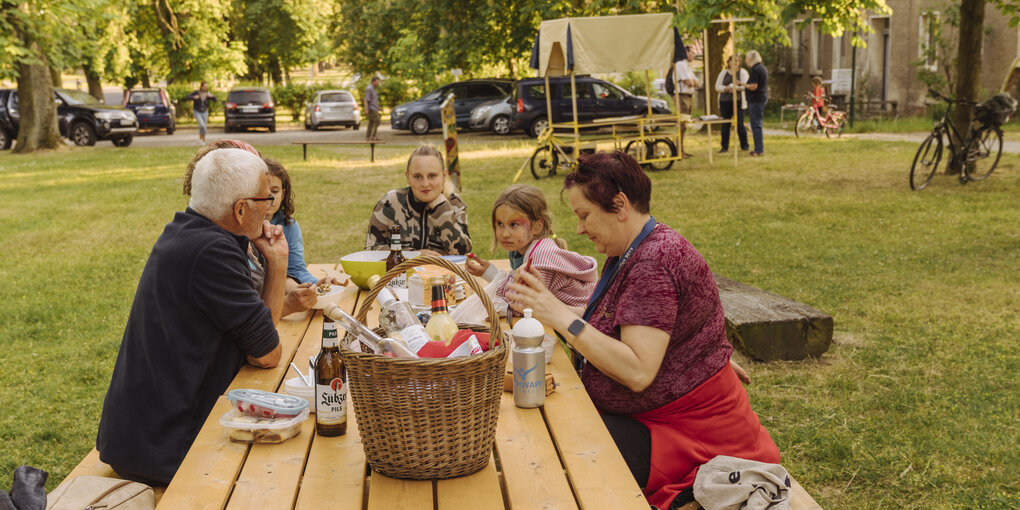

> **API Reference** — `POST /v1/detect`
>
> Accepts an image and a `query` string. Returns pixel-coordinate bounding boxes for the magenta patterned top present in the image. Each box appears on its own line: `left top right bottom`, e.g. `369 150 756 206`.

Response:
581 223 732 415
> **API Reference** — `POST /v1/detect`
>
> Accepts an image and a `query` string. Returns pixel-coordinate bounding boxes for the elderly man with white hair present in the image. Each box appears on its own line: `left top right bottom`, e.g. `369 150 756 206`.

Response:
96 148 286 485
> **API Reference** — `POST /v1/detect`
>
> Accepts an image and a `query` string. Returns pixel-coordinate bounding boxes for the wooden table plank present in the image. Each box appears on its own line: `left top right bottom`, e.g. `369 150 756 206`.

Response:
157 397 250 509
542 348 648 510
435 452 505 510
226 418 315 510
366 473 432 510
494 392 578 510
227 309 314 392
294 415 366 510
227 276 362 509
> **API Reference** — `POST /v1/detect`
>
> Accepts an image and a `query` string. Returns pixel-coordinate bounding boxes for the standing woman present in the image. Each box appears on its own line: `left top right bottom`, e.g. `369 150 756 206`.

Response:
185 81 217 144
714 55 749 153
507 151 779 510
365 144 472 256
741 50 769 157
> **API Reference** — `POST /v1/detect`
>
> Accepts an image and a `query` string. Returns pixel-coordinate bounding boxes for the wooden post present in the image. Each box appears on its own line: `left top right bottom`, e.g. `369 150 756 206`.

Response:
570 72 579 158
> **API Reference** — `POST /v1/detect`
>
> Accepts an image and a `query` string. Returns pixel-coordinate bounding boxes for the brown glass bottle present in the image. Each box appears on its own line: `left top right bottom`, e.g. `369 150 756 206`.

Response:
315 316 347 436
386 225 407 288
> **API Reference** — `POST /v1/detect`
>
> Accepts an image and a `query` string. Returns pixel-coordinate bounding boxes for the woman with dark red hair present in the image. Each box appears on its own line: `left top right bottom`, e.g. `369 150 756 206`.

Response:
508 151 780 510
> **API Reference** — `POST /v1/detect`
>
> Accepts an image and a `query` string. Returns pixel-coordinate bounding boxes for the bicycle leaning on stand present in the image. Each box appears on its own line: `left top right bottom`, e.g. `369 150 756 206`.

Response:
794 94 847 138
910 89 1016 190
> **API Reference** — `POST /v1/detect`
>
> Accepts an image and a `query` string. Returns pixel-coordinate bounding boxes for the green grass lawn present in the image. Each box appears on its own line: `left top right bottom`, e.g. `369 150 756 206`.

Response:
1 134 1018 508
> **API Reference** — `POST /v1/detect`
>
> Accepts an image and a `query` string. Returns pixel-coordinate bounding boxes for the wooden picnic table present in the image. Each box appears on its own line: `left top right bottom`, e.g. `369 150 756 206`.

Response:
57 260 822 509
154 261 649 510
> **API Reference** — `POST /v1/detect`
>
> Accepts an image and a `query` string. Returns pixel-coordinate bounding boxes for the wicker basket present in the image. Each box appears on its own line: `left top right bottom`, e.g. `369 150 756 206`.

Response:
338 255 508 479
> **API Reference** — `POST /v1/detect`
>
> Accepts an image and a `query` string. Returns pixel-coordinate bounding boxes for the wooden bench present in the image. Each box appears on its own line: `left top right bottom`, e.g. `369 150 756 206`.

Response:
291 140 385 162
715 275 833 361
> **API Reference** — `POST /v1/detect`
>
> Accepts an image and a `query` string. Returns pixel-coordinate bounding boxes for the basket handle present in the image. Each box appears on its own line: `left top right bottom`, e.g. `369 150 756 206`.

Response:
354 255 502 344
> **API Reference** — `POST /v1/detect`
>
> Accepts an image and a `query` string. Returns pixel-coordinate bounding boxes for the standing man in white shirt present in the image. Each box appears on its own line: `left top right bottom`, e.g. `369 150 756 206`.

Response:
674 51 701 158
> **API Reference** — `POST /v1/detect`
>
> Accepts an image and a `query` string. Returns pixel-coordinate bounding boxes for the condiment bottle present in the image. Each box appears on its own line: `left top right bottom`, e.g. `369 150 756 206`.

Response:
315 316 347 436
386 225 407 289
512 308 546 408
368 275 431 354
322 303 418 358
424 276 458 345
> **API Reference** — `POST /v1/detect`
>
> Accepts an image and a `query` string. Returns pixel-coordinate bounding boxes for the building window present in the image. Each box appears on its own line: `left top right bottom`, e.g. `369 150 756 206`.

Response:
811 20 823 74
919 11 939 71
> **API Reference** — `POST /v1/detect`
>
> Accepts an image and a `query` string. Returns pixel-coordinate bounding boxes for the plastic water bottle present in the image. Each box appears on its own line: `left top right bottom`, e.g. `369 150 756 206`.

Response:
512 308 545 408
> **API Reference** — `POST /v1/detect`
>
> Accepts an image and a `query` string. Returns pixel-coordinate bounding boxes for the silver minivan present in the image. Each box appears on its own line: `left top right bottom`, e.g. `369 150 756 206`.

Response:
304 90 361 130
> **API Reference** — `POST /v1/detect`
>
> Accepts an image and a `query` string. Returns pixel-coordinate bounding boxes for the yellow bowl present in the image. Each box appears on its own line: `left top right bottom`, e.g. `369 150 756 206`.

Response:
339 250 420 290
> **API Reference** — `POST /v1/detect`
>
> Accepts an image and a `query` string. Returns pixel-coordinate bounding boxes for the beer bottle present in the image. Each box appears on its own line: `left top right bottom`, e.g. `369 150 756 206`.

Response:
425 276 459 345
386 225 407 289
315 316 347 436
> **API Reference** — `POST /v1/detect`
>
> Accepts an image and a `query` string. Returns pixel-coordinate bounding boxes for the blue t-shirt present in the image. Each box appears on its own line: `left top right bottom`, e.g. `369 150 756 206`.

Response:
270 211 318 285
97 208 279 483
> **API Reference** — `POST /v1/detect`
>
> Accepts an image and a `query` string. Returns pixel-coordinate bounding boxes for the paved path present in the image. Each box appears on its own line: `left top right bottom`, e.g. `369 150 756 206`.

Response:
763 128 1020 153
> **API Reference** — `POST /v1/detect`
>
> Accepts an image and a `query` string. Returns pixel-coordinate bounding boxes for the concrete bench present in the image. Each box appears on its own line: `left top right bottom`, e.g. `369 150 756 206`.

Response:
291 140 385 162
716 275 833 361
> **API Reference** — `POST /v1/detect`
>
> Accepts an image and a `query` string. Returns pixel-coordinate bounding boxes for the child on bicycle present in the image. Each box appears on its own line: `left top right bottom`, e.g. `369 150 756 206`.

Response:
465 184 597 310
811 76 827 118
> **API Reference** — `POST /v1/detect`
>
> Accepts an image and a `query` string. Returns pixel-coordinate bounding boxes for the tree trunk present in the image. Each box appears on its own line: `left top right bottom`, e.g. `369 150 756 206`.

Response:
13 42 62 153
84 65 104 102
50 66 62 88
705 23 732 116
948 0 985 175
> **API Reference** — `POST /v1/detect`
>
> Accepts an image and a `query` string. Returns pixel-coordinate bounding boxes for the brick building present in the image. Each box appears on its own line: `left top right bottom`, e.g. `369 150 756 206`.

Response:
769 1 1020 114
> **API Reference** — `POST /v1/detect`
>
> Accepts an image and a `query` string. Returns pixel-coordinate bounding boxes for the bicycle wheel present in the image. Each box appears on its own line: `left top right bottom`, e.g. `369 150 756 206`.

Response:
910 133 943 190
791 110 816 137
530 145 558 180
624 139 647 164
824 112 846 138
645 138 676 171
963 126 1002 181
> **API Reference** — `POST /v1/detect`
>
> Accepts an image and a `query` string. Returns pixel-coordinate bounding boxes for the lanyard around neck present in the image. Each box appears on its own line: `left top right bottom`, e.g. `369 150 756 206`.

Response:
582 216 657 321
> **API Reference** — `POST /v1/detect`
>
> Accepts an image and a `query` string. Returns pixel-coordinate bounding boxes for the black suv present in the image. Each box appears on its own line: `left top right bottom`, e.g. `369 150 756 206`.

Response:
0 88 138 148
391 79 513 135
511 76 671 137
224 87 276 132
124 88 176 134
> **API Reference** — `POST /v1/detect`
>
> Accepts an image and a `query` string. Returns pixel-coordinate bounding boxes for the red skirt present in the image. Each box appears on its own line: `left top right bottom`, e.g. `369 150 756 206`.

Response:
631 364 780 509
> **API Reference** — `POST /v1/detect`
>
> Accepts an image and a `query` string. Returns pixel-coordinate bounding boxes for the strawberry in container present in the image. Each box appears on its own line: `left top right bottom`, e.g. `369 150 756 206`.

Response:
227 389 309 419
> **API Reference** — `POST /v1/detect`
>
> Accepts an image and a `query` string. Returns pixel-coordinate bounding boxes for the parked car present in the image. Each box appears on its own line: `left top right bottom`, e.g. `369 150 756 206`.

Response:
0 88 138 148
224 87 276 132
391 79 513 135
123 88 175 134
304 90 361 130
468 96 513 135
0 89 14 150
511 76 671 137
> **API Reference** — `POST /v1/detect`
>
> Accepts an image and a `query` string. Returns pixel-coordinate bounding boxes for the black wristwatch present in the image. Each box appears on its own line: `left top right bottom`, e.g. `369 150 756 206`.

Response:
567 319 586 336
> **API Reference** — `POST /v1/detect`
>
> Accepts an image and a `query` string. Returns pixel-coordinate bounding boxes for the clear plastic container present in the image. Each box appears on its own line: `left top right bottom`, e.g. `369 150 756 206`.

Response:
219 407 309 444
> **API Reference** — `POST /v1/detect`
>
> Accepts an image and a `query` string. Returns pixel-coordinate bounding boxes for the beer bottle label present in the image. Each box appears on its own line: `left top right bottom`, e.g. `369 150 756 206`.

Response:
388 273 407 289
316 378 346 425
322 321 338 347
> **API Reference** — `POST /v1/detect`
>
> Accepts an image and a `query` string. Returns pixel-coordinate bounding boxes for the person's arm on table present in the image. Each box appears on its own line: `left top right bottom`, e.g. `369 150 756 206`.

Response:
252 221 288 325
508 267 668 392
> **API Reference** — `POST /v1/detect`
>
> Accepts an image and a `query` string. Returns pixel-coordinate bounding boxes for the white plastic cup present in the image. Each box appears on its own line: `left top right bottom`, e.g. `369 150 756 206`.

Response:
284 376 315 414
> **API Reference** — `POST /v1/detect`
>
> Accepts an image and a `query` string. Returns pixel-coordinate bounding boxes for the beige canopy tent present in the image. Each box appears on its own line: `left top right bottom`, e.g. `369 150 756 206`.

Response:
530 12 681 77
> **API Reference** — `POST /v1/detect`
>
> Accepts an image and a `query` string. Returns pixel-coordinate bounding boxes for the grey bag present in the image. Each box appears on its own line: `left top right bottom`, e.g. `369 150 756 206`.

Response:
693 455 791 510
46 476 154 510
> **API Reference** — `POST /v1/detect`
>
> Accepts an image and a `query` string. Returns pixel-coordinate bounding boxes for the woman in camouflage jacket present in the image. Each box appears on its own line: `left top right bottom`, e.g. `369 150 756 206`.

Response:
365 144 472 255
